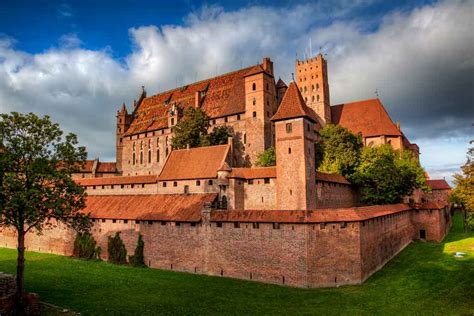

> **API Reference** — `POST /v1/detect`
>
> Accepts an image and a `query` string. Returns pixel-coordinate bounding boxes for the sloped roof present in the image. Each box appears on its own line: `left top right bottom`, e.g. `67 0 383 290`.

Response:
158 144 230 181
83 194 217 222
276 78 287 88
331 98 402 137
271 81 318 123
316 172 351 185
125 63 270 136
76 175 157 186
426 179 451 190
230 167 277 179
96 162 117 173
211 204 411 223
79 160 95 173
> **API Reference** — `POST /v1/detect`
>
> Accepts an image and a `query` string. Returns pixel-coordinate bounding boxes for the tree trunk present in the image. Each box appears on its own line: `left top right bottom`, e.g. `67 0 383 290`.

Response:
16 226 26 314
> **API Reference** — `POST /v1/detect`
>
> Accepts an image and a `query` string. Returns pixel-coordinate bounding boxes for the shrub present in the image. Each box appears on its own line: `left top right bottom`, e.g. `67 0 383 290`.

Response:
129 234 146 267
107 232 127 264
73 232 101 260
256 146 276 167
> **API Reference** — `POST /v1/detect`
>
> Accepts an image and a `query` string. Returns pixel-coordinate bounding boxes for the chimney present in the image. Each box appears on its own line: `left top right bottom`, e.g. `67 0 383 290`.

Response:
195 91 202 108
262 57 273 75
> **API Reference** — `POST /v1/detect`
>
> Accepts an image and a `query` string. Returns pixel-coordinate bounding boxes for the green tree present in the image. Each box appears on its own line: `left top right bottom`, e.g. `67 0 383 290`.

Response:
129 234 146 267
107 232 127 264
0 112 89 310
171 107 209 149
73 232 101 260
201 126 230 147
316 124 363 177
352 144 427 205
451 144 474 231
256 147 276 167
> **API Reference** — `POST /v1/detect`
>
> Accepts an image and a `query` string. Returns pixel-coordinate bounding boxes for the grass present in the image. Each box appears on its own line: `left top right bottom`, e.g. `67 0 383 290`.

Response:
0 213 473 315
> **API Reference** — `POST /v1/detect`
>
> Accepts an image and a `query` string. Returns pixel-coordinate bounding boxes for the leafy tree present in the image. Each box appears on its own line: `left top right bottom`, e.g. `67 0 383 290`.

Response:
107 232 127 264
352 145 427 205
172 107 230 149
171 107 210 149
73 232 101 260
256 146 276 167
129 234 146 267
0 112 89 310
451 144 474 231
316 124 363 177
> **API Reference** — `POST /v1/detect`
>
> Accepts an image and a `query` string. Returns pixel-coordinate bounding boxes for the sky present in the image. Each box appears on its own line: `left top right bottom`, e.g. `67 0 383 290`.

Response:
0 0 472 183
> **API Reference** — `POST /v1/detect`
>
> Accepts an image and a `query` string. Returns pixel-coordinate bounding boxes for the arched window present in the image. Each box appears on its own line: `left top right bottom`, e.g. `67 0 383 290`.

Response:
133 142 136 152
166 147 169 156
312 96 315 102
140 141 143 150
312 85 315 91
305 97 308 102
317 94 320 101
252 83 256 91
252 98 256 106
300 87 303 92
140 152 143 164
316 83 320 91
148 150 151 163
243 133 247 144
156 149 160 162
304 86 307 92
132 153 136 165
148 139 151 148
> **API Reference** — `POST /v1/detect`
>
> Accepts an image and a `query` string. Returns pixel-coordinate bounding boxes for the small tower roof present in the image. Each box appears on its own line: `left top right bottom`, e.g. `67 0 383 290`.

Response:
271 82 318 123
120 103 128 114
276 78 287 88
218 161 232 172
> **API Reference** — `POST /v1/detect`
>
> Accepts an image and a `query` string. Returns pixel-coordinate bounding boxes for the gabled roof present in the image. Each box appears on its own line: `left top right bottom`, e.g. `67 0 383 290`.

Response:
83 194 217 222
331 98 402 137
96 162 117 173
211 204 411 223
271 81 318 123
158 144 230 181
426 179 451 190
125 62 273 136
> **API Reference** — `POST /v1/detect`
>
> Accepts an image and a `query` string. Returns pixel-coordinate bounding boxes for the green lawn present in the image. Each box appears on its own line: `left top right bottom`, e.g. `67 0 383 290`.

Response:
0 213 473 315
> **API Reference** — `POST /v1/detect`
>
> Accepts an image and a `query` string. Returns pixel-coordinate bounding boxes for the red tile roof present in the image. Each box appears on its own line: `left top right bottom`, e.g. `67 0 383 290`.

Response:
331 98 402 137
79 160 95 173
125 63 269 136
414 201 449 209
158 144 230 181
426 179 451 190
229 167 277 179
316 172 351 185
96 162 117 173
271 82 318 123
83 194 217 222
211 204 411 223
76 175 157 186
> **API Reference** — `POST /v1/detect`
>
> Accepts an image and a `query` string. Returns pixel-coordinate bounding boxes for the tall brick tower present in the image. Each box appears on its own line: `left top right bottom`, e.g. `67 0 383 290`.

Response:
271 81 318 210
116 103 132 173
295 53 331 124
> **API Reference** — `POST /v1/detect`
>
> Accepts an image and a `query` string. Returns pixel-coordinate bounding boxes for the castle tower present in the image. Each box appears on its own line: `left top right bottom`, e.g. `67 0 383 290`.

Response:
243 57 277 166
116 103 131 173
295 53 331 124
271 81 318 210
276 78 287 106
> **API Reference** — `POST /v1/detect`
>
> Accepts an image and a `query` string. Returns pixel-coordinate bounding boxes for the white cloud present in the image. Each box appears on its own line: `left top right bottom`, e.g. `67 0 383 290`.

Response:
0 0 472 181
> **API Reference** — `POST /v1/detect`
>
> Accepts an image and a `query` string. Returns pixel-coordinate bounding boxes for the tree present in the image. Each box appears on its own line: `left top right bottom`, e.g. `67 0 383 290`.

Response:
451 144 474 231
73 232 101 260
256 146 276 167
351 144 427 205
171 107 230 149
129 234 146 267
0 112 89 311
107 232 127 264
316 124 363 177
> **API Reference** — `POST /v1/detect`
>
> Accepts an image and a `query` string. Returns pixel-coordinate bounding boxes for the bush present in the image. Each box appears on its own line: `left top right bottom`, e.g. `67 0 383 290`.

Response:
73 232 101 260
107 232 127 264
129 234 146 267
256 147 276 167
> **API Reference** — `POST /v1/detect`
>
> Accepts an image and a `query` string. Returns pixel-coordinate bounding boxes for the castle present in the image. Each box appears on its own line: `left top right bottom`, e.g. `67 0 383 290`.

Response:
0 56 452 288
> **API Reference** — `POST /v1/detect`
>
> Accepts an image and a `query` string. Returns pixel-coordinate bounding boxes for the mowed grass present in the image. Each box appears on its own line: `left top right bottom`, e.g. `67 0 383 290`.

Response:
0 213 473 315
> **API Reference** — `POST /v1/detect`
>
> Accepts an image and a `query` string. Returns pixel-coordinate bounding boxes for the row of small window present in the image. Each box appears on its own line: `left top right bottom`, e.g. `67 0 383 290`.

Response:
89 184 147 190
162 180 214 187
126 128 169 141
247 178 271 185
298 65 319 72
91 218 197 227
251 82 271 91
215 222 349 229
300 84 320 93
211 114 241 125
131 148 169 165
133 138 170 152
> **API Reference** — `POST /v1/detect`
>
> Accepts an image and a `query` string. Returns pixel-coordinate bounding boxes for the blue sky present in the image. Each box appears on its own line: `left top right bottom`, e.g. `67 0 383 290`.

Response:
0 0 472 183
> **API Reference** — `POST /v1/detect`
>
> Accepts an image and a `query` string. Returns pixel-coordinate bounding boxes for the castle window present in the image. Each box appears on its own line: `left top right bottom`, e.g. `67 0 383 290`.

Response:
243 133 247 144
161 221 166 226
120 137 123 144
273 223 280 230
216 222 222 228
237 114 241 120
252 111 257 117
93 186 96 190
305 97 308 102
320 223 325 229
252 98 256 106
252 83 256 91
288 147 292 154
286 123 292 133
131 184 135 188
312 85 314 91
312 96 315 102
173 181 177 187
300 87 303 92
124 219 128 224
341 222 347 228
184 185 189 194
142 184 145 188
208 180 213 185
264 178 270 184
163 182 167 187
133 142 136 152
140 141 143 150
121 184 124 189
224 117 228 123
248 179 254 185
234 222 240 228
140 152 143 164
213 119 216 125
316 83 320 91
290 189 292 195
111 185 114 189
252 222 259 229
102 219 106 223
171 117 174 125
112 219 116 223
317 94 320 102
157 149 160 162
196 180 201 186
166 147 169 156
304 86 307 92
148 151 151 163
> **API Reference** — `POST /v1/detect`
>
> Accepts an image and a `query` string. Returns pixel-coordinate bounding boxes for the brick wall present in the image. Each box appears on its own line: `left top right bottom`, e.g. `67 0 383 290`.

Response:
316 181 357 208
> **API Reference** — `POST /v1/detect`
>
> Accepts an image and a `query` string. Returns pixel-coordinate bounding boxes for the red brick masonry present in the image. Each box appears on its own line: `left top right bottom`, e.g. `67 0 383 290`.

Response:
0 202 451 288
